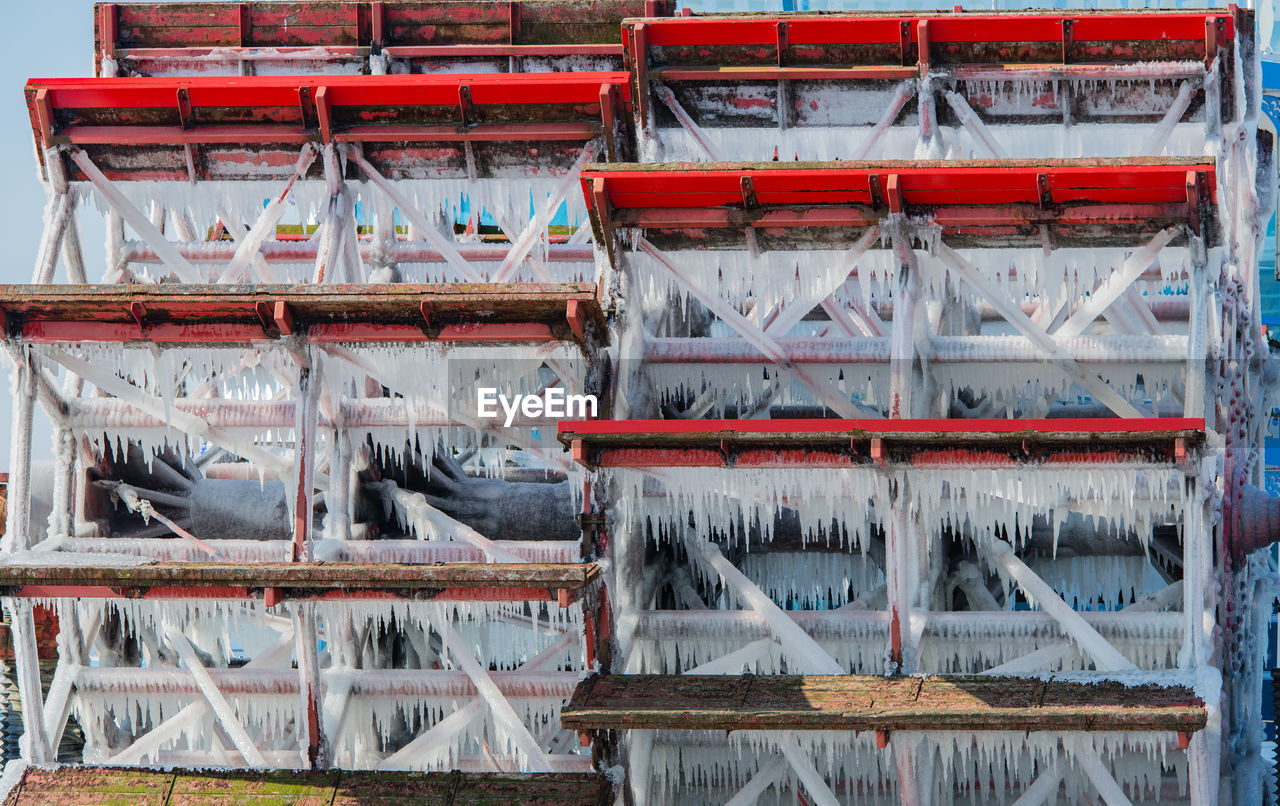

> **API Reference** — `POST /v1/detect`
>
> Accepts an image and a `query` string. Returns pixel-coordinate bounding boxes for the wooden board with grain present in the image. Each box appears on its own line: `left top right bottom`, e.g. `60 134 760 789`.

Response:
559 674 1208 734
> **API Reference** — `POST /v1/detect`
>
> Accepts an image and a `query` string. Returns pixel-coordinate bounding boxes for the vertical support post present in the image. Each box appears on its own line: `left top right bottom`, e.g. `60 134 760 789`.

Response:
326 428 351 541
1185 242 1209 420
46 428 76 542
8 600 52 763
632 24 650 133
888 238 920 419
32 192 73 284
292 603 323 768
313 144 346 284
104 208 126 282
293 359 318 562
5 349 36 553
884 476 915 674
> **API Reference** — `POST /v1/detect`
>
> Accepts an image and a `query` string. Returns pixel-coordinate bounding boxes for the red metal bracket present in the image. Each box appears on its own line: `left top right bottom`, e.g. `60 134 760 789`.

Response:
885 173 903 215
238 2 251 47
508 1 522 46
458 84 474 127
370 1 386 50
1186 169 1202 237
916 20 930 73
566 299 586 341
314 86 332 144
273 301 295 336
98 4 118 70
33 89 54 149
176 88 193 130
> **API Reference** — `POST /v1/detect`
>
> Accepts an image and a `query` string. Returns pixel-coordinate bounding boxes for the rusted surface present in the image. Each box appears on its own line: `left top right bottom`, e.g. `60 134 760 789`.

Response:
560 674 1208 734
558 417 1205 469
2 767 614 805
100 1 671 52
0 560 601 598
0 282 605 344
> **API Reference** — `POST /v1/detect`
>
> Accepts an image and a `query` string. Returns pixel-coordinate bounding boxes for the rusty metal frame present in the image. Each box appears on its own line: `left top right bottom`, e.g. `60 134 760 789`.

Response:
0 560 602 603
0 282 605 345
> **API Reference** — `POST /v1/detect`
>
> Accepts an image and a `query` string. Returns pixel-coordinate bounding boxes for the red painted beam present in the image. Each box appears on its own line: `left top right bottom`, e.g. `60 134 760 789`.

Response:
0 283 603 345
630 12 1233 48
559 417 1205 469
26 72 630 150
581 161 1217 213
560 417 1205 437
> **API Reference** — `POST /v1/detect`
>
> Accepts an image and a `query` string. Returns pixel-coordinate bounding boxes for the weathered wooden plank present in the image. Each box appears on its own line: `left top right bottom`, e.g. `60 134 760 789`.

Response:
559 674 1208 734
1 766 176 806
167 770 339 805
0 560 600 591
2 768 614 806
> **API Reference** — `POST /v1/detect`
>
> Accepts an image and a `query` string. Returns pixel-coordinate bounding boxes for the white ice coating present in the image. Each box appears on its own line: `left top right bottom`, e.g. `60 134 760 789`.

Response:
52 341 580 470
639 727 1186 805
629 610 1184 676
58 596 585 770
739 552 883 610
630 245 1196 317
654 120 1209 164
611 465 1181 552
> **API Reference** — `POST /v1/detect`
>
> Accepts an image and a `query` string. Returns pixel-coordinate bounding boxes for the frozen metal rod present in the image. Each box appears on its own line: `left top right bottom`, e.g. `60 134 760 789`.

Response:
100 481 220 558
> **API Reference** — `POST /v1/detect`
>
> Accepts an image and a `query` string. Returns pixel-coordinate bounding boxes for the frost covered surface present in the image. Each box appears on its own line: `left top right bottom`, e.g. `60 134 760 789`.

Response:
610 465 1182 550
59 597 585 770
639 728 1187 805
48 340 580 470
654 119 1207 163
630 245 1195 314
609 466 884 550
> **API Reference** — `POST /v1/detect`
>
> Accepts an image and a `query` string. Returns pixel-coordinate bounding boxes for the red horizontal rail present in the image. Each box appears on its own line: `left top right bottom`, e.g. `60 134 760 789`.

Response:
560 417 1204 469
560 417 1205 438
31 72 627 108
27 72 629 149
583 160 1216 216
632 12 1233 48
0 283 602 345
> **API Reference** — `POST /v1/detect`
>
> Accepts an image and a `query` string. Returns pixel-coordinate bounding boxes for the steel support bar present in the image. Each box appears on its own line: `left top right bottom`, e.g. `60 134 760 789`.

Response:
696 542 844 675
74 668 582 699
164 626 269 768
68 150 202 282
124 241 596 265
985 540 1138 673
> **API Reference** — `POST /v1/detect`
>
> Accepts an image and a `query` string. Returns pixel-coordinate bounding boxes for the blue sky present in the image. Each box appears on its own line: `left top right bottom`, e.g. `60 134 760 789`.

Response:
0 2 112 463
